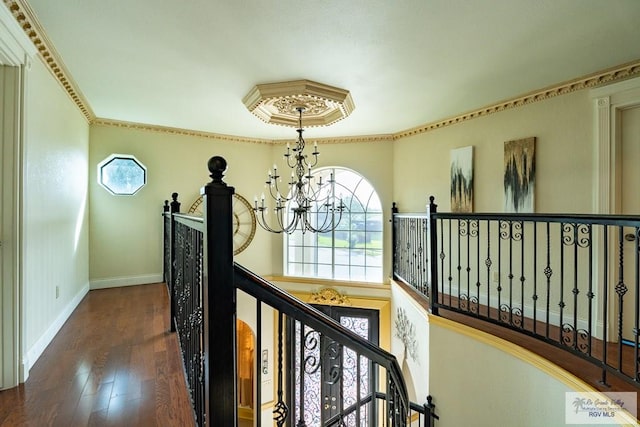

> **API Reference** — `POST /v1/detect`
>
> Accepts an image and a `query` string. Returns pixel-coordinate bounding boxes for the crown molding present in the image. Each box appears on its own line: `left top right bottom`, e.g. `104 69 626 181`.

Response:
395 59 640 139
5 0 640 143
94 118 397 145
3 0 94 121
92 118 274 145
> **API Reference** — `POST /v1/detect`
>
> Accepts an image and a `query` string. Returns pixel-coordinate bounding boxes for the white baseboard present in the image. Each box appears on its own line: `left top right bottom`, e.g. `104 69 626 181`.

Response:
23 282 90 376
89 273 163 290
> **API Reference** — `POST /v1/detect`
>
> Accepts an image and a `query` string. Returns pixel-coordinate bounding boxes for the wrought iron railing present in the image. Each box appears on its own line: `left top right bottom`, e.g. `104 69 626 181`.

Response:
162 156 438 426
392 196 640 388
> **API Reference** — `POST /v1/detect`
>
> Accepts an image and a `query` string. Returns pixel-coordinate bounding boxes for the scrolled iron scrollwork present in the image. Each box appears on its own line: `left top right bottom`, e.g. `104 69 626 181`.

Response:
303 329 321 375
324 341 342 386
561 323 575 347
499 304 523 327
458 219 479 238
562 223 592 248
460 294 469 311
273 399 289 427
469 296 479 314
576 329 590 353
511 306 523 328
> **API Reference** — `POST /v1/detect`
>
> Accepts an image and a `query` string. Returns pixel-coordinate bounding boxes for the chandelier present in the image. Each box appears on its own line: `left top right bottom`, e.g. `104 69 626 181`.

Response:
254 107 345 234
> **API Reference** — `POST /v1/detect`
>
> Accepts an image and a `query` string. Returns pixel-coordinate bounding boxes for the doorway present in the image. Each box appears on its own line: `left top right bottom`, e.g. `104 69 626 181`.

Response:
290 306 379 426
0 64 21 390
620 105 640 342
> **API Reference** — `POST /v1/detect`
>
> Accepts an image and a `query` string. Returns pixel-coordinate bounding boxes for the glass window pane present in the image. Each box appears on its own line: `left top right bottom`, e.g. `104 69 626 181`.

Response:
317 233 332 247
350 266 366 281
367 250 383 267
98 154 146 195
317 264 332 279
334 265 350 280
350 232 365 248
303 247 317 262
350 249 365 266
284 166 383 283
303 263 317 276
318 248 332 264
289 245 303 262
365 267 383 282
365 232 383 249
288 262 303 276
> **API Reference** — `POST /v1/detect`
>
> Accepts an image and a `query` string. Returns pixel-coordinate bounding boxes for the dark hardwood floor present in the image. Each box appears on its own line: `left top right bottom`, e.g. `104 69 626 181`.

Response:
0 283 195 427
4 279 639 425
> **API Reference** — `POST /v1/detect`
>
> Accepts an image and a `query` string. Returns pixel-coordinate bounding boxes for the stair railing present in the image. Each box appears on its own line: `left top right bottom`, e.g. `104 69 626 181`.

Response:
392 196 640 388
163 156 438 426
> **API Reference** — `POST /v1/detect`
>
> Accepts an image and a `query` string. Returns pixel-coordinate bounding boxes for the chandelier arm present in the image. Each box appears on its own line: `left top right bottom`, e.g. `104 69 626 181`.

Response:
254 105 345 234
255 209 284 234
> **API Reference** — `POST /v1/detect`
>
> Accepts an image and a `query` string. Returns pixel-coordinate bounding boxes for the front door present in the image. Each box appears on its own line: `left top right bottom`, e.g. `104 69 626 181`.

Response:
290 306 379 426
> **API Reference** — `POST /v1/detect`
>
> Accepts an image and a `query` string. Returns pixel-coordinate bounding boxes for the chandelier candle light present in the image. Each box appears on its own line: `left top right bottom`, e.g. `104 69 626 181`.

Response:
254 106 345 234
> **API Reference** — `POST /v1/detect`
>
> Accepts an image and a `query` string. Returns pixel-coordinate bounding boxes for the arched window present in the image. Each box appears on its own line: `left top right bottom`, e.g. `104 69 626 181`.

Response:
285 167 383 282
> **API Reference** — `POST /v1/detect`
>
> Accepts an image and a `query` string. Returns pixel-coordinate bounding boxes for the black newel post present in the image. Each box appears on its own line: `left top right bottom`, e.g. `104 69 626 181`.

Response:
391 202 398 282
427 196 439 315
166 193 180 333
170 192 181 213
202 156 237 426
423 395 439 427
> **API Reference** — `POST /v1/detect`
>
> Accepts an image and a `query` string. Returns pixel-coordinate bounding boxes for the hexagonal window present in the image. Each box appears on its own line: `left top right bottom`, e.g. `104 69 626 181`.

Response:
98 154 147 195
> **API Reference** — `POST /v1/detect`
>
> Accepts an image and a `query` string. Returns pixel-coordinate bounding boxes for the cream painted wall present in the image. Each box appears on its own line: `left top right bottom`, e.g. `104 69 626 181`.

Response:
393 90 593 213
88 125 273 286
390 282 429 404
22 57 90 369
89 124 395 285
428 318 635 427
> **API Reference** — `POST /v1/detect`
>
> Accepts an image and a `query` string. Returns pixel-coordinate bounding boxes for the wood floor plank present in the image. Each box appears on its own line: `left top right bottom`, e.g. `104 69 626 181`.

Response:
0 283 195 427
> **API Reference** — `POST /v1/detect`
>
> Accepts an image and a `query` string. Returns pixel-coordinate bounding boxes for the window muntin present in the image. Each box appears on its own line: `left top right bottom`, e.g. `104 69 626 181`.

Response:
97 154 147 195
285 167 383 282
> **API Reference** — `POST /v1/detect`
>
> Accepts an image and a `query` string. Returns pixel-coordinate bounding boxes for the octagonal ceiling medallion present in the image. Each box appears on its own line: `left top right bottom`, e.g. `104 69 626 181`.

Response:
242 80 355 127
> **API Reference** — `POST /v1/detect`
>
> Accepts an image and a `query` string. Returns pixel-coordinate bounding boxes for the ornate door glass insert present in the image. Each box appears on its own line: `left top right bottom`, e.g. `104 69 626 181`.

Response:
293 312 373 426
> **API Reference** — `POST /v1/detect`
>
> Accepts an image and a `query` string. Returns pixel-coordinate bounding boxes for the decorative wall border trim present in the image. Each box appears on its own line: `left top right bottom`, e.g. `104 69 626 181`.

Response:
395 60 640 139
309 287 351 306
92 118 273 145
5 0 640 143
4 0 94 122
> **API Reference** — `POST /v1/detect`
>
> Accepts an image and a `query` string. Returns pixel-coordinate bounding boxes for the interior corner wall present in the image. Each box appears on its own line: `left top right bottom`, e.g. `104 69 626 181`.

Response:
88 126 274 287
392 89 594 213
22 57 90 370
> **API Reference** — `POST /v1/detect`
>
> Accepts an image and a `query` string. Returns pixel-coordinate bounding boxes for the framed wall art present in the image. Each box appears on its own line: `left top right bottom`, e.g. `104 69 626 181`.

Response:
450 146 474 212
504 137 536 213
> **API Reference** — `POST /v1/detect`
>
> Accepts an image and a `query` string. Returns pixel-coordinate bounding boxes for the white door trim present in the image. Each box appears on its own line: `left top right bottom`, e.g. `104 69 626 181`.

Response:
591 76 640 343
592 76 640 215
0 1 35 389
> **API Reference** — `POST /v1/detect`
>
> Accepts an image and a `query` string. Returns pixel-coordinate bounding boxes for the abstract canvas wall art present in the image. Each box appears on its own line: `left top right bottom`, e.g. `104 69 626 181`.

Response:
504 137 536 213
450 146 474 212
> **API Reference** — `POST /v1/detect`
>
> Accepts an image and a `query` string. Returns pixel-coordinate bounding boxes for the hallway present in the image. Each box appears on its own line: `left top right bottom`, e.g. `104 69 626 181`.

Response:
0 284 194 426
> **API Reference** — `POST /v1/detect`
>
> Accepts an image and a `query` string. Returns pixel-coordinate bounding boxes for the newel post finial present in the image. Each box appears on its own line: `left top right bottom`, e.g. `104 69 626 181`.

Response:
207 156 228 185
427 195 437 213
170 192 181 213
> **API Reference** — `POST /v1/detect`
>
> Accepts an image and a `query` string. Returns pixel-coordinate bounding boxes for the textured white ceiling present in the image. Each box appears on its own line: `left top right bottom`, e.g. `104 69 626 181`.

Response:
23 0 640 139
